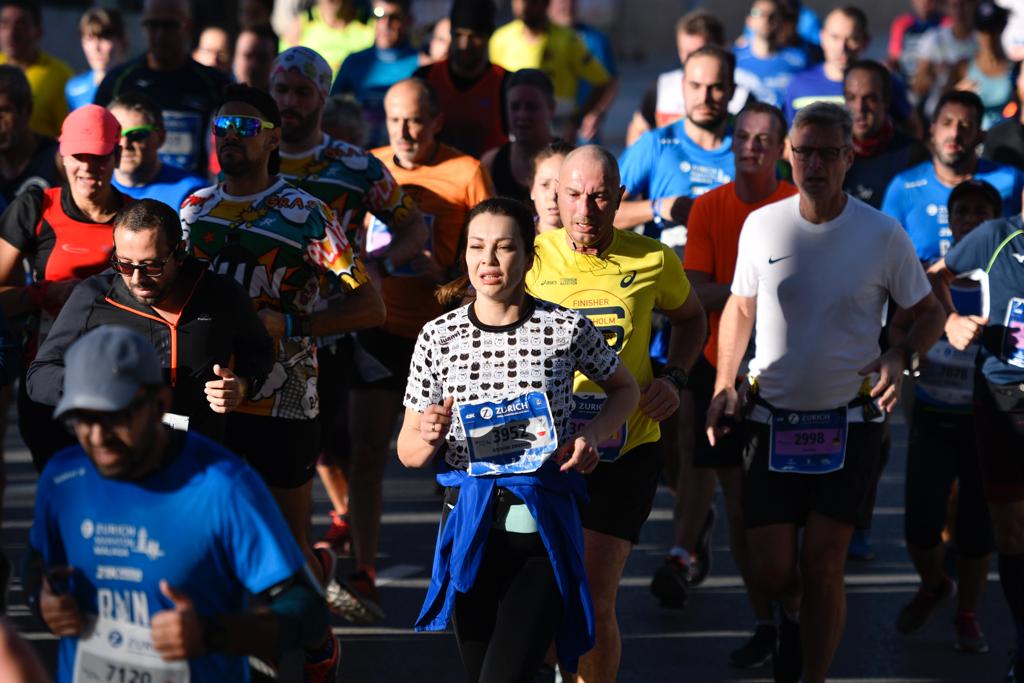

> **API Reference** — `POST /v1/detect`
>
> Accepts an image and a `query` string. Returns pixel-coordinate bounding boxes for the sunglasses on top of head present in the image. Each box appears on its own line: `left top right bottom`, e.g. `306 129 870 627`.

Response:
212 115 276 138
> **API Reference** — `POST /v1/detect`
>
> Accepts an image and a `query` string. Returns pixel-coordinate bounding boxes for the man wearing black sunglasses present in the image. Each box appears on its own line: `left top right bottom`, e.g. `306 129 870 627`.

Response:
94 0 231 174
109 92 207 211
27 198 274 448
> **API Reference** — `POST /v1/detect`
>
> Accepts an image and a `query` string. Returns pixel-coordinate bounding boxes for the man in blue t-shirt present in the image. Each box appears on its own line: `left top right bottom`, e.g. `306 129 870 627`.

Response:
330 0 421 148
932 207 1024 683
616 45 736 249
108 93 207 209
735 0 810 107
882 90 1024 262
783 6 912 125
25 327 337 682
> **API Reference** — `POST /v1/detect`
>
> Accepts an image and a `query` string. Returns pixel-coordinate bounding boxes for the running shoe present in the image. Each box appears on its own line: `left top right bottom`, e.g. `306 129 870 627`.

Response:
730 623 776 668
315 511 352 557
953 612 989 653
303 634 340 683
847 528 875 561
313 546 337 587
650 555 690 608
329 570 386 624
689 507 717 586
896 576 956 634
773 616 801 683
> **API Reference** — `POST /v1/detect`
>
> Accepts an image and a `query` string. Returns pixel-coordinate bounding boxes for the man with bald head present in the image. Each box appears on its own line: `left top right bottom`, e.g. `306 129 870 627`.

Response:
94 0 231 173
527 145 706 683
324 77 493 622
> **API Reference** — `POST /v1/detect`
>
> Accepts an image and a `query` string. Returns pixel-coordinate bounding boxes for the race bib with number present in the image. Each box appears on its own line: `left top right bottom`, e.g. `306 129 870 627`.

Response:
568 392 627 462
158 111 202 172
769 407 848 474
915 339 977 407
1002 297 1024 369
73 616 190 683
458 392 558 477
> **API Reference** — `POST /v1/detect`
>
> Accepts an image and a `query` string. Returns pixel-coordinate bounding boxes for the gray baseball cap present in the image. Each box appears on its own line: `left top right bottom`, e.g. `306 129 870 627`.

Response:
54 326 163 418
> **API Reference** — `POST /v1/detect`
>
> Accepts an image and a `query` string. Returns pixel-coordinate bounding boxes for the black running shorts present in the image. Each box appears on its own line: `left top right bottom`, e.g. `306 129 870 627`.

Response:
225 412 321 489
741 420 884 529
580 442 665 545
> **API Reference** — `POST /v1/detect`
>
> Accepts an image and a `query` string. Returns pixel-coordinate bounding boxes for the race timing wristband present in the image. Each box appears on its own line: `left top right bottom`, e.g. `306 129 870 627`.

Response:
651 198 664 227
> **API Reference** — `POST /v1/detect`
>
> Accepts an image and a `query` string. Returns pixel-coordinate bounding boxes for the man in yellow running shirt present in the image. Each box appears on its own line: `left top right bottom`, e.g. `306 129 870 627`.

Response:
527 146 706 683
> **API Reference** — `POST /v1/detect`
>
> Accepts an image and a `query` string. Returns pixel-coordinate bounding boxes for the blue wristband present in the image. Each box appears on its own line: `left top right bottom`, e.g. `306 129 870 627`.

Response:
284 314 293 339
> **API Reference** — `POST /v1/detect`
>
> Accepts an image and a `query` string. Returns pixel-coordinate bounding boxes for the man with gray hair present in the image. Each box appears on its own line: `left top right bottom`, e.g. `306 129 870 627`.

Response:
706 102 945 683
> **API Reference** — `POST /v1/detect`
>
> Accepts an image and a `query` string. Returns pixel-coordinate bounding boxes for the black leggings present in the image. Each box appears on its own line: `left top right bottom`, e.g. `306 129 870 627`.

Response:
451 525 563 683
904 405 994 558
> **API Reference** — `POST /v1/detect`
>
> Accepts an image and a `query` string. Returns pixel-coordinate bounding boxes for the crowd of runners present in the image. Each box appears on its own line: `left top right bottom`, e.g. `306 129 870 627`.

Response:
0 0 1020 681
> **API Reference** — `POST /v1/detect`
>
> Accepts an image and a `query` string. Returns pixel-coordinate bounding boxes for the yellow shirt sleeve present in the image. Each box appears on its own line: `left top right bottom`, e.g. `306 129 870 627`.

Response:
655 243 692 312
572 33 610 87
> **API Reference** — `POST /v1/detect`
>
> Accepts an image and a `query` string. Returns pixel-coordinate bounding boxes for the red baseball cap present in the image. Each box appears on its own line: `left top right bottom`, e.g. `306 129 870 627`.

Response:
59 105 122 156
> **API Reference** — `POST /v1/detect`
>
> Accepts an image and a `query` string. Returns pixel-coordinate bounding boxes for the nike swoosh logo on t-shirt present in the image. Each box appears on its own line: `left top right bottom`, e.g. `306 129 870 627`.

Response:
768 255 793 264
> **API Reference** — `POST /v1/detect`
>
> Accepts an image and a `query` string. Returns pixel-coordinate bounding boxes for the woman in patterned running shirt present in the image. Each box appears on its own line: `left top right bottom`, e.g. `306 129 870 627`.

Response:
397 197 638 681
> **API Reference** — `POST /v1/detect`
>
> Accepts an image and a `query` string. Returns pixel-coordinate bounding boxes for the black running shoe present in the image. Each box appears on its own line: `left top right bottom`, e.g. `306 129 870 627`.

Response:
773 616 801 683
650 555 690 608
689 507 717 587
730 624 776 669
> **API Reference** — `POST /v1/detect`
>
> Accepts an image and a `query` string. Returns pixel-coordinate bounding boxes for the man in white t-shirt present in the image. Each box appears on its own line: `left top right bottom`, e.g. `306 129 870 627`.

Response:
706 102 945 683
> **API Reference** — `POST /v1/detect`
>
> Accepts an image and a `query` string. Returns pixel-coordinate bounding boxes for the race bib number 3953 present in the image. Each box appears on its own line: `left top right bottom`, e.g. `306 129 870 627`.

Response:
458 392 558 477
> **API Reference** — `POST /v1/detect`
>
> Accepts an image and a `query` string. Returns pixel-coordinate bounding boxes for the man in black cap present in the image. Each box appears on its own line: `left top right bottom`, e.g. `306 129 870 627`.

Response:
27 198 275 443
24 326 330 683
413 0 510 158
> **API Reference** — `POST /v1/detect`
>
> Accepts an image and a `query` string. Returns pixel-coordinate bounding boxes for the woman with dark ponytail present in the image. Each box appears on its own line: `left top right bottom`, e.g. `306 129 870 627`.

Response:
397 197 639 681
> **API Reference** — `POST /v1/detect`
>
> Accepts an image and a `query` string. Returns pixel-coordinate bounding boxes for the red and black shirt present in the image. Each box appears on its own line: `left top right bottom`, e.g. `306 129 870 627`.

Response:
0 185 130 285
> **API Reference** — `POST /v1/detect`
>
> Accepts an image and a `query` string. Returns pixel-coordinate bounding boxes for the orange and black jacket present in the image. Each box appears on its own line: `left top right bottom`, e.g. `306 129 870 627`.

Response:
26 257 274 441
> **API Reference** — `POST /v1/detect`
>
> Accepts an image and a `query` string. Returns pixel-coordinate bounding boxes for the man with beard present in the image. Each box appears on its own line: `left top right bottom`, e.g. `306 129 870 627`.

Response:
615 45 736 246
94 0 231 174
270 46 425 607
0 64 59 204
843 59 927 209
414 0 509 158
27 198 273 442
25 326 328 683
882 89 1023 263
108 93 207 209
180 83 385 679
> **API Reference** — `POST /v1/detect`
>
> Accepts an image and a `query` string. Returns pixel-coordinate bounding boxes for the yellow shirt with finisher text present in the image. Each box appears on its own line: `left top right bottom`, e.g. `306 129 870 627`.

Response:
527 228 692 457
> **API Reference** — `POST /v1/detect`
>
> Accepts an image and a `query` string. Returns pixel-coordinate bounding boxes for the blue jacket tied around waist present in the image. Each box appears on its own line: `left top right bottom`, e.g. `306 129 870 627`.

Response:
414 463 595 672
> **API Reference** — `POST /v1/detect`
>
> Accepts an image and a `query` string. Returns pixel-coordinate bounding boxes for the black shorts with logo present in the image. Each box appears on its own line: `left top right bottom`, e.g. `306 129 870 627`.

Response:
741 420 884 529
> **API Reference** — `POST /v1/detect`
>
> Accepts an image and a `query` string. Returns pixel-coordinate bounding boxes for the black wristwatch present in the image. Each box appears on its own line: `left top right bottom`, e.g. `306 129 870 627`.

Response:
660 366 689 391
